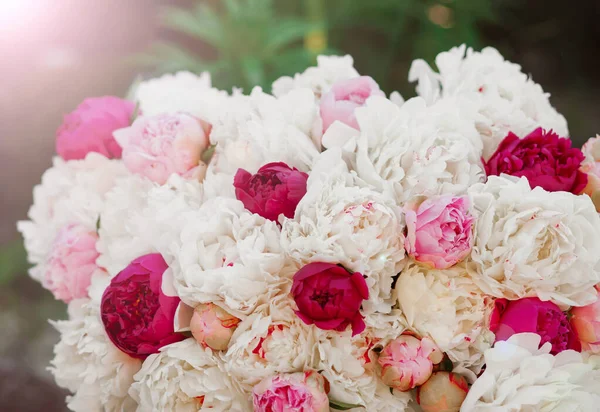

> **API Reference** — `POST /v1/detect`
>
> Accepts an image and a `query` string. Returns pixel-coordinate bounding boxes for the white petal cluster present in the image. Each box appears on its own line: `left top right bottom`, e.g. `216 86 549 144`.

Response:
18 153 127 283
330 95 484 205
129 338 250 412
462 333 600 411
409 45 568 158
132 71 229 124
468 175 600 307
164 196 288 316
281 149 406 314
50 296 141 412
96 174 204 277
272 54 359 99
395 262 493 378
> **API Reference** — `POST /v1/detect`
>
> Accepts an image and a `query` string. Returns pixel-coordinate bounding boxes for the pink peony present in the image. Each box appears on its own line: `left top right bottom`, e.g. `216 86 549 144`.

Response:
252 371 329 412
100 253 185 359
377 335 439 391
320 76 385 133
570 287 600 353
56 96 135 160
484 128 587 194
490 297 580 355
579 136 600 211
291 262 368 336
114 113 210 185
43 224 99 302
189 303 241 351
404 195 473 269
234 162 308 222
416 371 469 412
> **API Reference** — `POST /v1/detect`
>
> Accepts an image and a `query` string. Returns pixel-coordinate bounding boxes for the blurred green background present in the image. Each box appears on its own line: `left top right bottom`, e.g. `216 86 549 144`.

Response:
1 0 599 410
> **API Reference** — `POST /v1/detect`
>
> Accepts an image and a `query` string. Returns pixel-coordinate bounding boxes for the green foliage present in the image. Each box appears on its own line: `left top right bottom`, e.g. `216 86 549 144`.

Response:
135 0 495 94
0 239 29 286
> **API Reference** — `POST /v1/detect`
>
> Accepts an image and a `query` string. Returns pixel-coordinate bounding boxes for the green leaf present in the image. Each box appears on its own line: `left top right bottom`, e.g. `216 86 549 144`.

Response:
329 400 363 410
265 19 322 54
241 56 266 88
162 6 223 48
0 240 29 286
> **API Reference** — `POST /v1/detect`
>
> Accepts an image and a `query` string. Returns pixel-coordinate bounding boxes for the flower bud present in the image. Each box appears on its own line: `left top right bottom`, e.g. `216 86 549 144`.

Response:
570 286 600 353
378 335 438 391
416 371 469 412
190 303 240 350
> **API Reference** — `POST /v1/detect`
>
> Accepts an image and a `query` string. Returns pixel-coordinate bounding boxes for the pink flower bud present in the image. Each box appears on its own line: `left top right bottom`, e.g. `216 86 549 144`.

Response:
570 287 600 353
190 303 240 351
416 371 469 412
378 335 438 391
253 370 329 412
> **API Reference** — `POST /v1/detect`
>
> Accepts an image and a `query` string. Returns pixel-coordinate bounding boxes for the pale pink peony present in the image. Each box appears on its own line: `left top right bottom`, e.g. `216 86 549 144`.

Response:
43 224 100 302
416 371 469 412
114 112 210 184
377 335 440 391
320 76 385 132
252 370 329 412
405 195 473 269
570 286 600 353
56 96 135 160
189 303 241 351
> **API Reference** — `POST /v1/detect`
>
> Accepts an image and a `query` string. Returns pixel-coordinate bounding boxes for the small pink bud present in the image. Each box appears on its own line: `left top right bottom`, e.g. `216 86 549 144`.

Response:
570 287 600 353
190 303 240 351
416 371 469 412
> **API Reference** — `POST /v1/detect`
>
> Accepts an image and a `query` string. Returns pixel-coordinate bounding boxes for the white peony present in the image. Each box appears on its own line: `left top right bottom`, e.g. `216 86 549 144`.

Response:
163 196 288 317
395 262 492 378
50 284 141 412
207 87 321 190
223 300 320 394
409 45 568 159
325 95 484 206
281 149 405 314
129 338 250 412
96 174 204 277
468 175 600 307
461 333 600 411
18 153 127 284
316 331 411 411
132 71 228 124
272 54 359 99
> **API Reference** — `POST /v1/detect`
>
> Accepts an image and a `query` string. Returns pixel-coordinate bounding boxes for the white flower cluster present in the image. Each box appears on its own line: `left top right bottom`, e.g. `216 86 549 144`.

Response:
19 48 600 411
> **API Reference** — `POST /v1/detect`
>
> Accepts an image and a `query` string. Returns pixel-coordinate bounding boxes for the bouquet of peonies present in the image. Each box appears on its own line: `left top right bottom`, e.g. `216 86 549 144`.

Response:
19 45 600 411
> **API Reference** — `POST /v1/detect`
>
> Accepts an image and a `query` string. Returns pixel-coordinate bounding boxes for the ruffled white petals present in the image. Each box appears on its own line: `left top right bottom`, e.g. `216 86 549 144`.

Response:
468 175 600 307
130 338 250 411
461 333 600 411
409 45 568 158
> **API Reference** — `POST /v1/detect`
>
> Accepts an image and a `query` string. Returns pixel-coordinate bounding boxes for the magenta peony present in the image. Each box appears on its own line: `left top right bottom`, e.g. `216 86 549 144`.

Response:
291 262 368 336
56 96 135 160
570 286 600 353
43 224 99 302
113 112 210 184
404 195 473 269
377 335 439 391
252 371 329 412
320 76 385 132
234 162 308 222
100 253 185 359
490 297 580 354
189 303 241 351
484 128 587 193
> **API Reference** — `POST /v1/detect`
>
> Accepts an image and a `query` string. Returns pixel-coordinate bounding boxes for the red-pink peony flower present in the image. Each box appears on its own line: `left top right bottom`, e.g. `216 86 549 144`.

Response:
484 128 587 193
234 162 308 222
252 371 330 412
43 223 99 302
291 262 368 336
56 96 135 160
404 195 473 269
490 297 580 355
570 286 600 353
100 253 184 359
320 76 385 132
